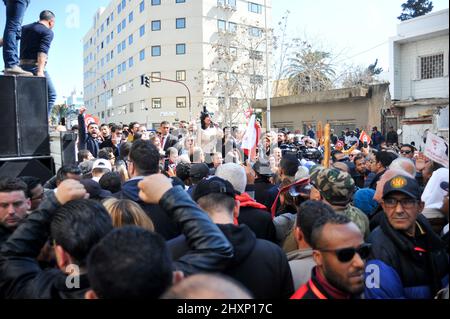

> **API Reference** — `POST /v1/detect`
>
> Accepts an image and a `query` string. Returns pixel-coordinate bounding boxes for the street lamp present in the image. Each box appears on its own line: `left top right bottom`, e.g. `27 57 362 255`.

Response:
140 74 193 122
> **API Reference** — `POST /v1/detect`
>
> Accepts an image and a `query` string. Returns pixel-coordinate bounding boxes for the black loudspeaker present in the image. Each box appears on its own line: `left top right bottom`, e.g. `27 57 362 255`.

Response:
0 156 55 184
0 75 49 158
61 132 77 166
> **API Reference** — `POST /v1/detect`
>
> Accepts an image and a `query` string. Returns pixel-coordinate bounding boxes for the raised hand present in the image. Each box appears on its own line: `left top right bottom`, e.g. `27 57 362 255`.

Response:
138 174 173 204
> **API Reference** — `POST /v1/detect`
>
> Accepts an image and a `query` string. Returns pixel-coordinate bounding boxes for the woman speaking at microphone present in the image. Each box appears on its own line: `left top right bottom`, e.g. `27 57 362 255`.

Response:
197 108 224 164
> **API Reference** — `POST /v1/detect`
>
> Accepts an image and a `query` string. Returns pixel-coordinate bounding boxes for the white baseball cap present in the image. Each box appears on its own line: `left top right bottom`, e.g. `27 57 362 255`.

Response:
92 158 112 171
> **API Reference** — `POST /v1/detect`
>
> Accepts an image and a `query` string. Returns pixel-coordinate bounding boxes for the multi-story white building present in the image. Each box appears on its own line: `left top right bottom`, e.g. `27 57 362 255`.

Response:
83 0 271 129
389 9 449 149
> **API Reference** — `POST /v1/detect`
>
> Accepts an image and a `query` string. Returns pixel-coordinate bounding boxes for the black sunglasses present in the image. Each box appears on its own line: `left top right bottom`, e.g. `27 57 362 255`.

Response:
318 243 371 263
400 150 412 154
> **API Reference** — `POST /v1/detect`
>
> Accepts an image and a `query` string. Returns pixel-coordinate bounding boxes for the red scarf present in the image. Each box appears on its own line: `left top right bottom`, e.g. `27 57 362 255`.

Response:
235 193 267 210
233 193 267 225
315 268 351 299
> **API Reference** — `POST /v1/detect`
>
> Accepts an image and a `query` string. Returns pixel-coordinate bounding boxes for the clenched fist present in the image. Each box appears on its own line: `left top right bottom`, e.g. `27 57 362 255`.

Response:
55 179 88 205
138 174 173 204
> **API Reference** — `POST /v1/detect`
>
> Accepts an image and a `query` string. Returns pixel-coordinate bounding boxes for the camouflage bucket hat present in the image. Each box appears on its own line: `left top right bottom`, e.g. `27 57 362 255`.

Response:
310 167 355 205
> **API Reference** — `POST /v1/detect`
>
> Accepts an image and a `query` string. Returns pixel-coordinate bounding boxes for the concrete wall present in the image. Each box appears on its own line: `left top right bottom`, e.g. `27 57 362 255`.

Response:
398 34 449 100
255 84 390 132
390 9 449 100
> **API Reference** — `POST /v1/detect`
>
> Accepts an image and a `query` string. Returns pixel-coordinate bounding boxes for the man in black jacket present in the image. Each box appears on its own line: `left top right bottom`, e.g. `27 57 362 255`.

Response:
160 121 178 151
0 177 30 247
84 173 233 299
0 179 113 299
216 162 277 243
78 106 100 158
114 139 180 240
169 176 294 299
365 175 448 299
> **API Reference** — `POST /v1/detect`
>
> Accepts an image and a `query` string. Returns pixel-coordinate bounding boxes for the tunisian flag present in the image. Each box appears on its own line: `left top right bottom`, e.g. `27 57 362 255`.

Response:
359 130 372 144
241 114 260 161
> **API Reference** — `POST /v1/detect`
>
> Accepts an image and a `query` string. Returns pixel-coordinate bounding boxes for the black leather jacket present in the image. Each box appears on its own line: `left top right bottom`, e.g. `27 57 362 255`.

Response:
0 187 233 298
160 186 234 276
0 191 88 299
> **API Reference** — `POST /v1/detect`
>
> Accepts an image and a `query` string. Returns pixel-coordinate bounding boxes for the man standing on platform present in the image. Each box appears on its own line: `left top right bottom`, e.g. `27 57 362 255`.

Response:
19 10 56 115
1 0 33 75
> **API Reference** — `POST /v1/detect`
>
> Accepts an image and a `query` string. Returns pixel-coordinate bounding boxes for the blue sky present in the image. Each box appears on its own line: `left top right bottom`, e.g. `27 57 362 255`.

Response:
0 0 448 103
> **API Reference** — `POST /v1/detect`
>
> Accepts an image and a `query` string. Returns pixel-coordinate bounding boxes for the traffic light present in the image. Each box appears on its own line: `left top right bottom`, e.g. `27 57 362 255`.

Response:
140 75 150 88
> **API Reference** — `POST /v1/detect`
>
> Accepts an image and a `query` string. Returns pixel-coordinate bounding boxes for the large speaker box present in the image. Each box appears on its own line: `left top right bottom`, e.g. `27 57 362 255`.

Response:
0 156 55 183
0 75 50 157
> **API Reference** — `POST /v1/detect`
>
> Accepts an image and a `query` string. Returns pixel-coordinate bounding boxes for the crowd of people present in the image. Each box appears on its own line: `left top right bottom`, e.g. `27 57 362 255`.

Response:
0 105 448 300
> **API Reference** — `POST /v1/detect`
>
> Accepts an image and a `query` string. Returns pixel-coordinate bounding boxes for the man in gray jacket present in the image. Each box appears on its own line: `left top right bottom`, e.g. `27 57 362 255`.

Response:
288 200 335 290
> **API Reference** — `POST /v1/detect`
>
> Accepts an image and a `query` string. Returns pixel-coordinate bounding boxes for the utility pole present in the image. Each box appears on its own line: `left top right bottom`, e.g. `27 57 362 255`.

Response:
264 0 271 131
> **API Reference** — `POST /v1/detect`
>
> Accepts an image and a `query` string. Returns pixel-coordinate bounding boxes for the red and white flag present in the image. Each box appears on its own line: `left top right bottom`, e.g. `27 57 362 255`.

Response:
241 114 260 161
359 130 371 144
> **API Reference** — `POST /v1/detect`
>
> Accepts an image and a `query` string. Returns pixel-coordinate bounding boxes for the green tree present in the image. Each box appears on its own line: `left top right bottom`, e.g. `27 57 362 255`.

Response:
284 42 336 94
398 0 434 21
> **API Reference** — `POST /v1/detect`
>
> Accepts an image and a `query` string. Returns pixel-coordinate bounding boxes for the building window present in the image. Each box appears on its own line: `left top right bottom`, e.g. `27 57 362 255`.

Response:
217 0 225 6
151 72 161 82
121 19 126 30
139 0 145 13
129 57 134 68
121 61 126 73
152 0 161 5
176 70 186 81
176 18 186 29
139 25 145 37
128 34 133 45
218 19 226 31
250 74 263 84
176 44 186 55
129 102 134 113
249 50 263 60
176 0 186 3
230 47 237 57
139 49 145 61
152 45 161 56
176 97 187 108
152 20 161 31
152 98 161 109
420 54 444 79
249 26 262 37
228 22 237 33
228 0 236 8
128 11 134 23
248 2 262 14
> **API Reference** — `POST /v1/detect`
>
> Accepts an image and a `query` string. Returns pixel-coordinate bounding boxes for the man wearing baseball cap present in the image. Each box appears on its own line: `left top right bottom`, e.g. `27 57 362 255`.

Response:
365 175 448 299
309 166 370 240
169 176 294 299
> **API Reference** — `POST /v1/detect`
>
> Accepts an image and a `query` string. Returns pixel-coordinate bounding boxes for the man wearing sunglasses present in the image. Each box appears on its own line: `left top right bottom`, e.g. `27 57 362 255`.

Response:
399 144 415 160
291 214 369 299
365 175 448 299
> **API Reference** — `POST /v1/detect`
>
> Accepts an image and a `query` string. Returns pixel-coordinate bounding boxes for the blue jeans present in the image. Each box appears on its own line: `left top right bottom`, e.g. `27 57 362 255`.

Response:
2 0 30 68
20 64 57 116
